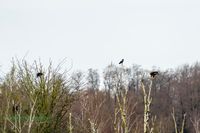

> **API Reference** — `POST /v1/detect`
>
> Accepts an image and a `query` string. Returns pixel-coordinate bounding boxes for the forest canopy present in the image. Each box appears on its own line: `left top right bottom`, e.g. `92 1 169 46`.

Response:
0 59 200 133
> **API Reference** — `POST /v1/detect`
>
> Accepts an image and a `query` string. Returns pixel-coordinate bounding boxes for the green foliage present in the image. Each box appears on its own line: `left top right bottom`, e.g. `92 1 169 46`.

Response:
0 59 76 133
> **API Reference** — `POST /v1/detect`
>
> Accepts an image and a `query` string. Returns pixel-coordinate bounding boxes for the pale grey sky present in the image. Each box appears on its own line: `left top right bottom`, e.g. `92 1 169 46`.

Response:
1 0 200 73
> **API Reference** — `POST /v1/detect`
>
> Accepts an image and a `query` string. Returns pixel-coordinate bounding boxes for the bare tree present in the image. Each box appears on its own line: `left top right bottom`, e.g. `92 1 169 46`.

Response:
70 71 86 91
87 68 100 90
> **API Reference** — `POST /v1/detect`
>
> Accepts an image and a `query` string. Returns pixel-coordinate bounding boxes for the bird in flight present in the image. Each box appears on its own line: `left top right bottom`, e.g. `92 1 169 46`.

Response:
150 71 159 78
36 72 43 78
119 59 124 65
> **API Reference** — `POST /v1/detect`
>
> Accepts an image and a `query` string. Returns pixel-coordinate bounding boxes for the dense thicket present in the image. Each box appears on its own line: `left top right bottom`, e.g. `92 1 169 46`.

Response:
0 60 200 133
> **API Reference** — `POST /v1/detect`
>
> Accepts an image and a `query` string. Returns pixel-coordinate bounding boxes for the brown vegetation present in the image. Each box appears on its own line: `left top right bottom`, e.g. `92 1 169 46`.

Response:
0 60 200 133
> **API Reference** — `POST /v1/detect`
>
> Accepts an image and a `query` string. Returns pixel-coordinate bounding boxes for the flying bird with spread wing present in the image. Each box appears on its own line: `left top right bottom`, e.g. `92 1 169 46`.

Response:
119 59 124 65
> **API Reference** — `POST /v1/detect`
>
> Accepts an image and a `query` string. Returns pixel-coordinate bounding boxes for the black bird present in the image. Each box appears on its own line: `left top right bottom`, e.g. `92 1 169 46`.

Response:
36 72 43 78
119 59 124 64
12 100 19 114
150 71 159 78
12 104 19 114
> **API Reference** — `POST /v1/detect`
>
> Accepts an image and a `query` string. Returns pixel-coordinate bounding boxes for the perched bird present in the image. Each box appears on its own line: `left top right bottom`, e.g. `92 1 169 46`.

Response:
12 100 19 114
150 71 159 78
36 72 43 78
119 59 124 65
12 104 19 114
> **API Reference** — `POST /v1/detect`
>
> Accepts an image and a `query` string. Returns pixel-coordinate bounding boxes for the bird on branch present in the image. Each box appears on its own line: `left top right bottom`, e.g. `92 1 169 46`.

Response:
150 71 159 78
36 72 43 78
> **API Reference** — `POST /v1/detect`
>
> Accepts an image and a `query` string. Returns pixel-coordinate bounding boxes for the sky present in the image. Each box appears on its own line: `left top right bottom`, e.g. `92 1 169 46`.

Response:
1 0 200 74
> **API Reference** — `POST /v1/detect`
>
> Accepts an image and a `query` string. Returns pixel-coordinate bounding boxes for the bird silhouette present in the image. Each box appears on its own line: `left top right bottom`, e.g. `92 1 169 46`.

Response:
12 100 19 114
12 104 19 114
150 71 159 78
36 72 43 78
119 59 124 64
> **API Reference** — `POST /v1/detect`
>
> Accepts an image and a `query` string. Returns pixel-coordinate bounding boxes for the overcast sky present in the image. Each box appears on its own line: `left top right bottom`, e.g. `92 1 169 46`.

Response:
0 0 200 73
